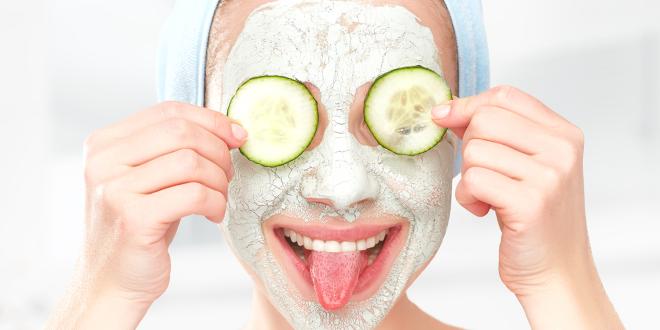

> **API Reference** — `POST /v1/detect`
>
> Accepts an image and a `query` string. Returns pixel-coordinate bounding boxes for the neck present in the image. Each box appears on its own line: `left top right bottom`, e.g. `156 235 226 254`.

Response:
244 289 453 330
244 289 291 330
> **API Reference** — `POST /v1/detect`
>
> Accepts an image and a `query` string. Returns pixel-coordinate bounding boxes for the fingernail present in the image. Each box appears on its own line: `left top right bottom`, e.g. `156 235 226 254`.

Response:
432 105 451 119
231 123 247 141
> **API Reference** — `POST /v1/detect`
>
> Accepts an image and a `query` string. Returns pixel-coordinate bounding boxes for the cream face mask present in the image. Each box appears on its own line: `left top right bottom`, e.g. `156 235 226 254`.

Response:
210 1 455 328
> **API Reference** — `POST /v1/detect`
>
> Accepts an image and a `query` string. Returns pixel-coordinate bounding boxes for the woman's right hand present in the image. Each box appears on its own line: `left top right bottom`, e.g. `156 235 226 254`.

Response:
48 102 246 329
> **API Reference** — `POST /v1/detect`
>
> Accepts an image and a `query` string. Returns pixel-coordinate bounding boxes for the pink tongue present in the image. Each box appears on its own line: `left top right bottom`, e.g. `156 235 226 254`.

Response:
307 250 368 311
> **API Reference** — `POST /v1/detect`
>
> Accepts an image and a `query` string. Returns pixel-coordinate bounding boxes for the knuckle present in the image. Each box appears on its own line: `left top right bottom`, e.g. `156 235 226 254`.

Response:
463 94 479 112
462 140 483 166
540 166 562 187
469 109 492 134
176 149 201 171
83 129 107 158
571 125 585 149
462 167 481 189
559 151 580 175
217 140 230 165
188 182 208 207
216 195 228 221
208 193 227 223
83 132 99 153
98 180 122 207
212 111 229 132
165 118 193 138
491 85 517 103
217 137 229 154
557 137 581 162
83 160 99 186
216 169 229 196
160 101 186 117
471 108 487 125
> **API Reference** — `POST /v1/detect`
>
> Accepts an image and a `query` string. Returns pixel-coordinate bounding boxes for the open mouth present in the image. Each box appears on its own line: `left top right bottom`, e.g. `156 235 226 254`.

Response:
269 221 406 311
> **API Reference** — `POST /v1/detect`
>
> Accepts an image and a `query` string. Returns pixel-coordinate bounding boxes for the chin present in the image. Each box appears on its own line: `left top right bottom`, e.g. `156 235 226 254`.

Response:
222 209 449 330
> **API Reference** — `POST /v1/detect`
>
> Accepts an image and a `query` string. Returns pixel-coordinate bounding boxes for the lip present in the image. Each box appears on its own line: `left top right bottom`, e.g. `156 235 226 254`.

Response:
263 214 408 308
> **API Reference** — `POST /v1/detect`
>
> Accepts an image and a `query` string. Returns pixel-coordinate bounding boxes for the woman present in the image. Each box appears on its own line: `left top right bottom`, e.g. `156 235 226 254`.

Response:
48 0 623 329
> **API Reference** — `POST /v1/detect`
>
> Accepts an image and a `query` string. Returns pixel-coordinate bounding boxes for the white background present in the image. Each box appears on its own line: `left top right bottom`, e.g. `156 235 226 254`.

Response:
1 0 659 329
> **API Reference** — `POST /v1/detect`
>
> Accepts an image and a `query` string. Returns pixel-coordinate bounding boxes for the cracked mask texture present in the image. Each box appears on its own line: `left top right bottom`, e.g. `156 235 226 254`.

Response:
216 1 455 329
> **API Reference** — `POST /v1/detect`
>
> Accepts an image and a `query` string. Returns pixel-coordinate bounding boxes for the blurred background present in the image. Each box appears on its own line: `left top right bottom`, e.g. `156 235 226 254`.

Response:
1 0 658 329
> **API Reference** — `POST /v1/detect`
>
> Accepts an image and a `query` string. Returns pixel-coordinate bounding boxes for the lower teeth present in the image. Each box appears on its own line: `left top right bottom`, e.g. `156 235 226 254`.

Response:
367 244 382 265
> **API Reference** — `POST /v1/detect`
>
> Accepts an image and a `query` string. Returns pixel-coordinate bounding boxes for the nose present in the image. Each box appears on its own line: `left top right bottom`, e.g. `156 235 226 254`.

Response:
302 136 380 210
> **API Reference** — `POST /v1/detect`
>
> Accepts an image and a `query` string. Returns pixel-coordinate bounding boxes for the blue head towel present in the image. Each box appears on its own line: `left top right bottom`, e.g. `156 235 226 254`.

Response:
157 0 490 175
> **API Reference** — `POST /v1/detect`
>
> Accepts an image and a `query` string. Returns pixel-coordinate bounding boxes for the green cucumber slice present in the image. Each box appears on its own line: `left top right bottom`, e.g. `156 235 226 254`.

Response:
227 76 318 167
364 66 451 156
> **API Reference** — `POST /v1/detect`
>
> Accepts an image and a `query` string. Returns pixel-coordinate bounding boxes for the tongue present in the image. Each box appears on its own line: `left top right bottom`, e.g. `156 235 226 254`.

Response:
307 250 368 311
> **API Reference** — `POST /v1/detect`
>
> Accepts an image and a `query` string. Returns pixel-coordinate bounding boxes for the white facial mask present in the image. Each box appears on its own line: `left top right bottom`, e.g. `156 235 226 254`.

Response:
213 1 455 329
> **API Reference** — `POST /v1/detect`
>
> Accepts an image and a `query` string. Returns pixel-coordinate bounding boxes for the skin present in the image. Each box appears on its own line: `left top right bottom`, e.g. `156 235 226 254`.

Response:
47 0 624 329
209 0 458 327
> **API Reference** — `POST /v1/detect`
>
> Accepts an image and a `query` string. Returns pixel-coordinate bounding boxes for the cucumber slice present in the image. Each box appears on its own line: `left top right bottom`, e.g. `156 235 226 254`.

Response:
364 66 451 156
227 76 318 167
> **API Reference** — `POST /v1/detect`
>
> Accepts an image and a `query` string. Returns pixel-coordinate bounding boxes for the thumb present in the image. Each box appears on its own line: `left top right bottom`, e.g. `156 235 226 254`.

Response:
430 98 470 139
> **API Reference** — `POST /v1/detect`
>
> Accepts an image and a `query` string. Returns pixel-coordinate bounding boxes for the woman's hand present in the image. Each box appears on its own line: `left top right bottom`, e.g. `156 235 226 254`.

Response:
432 86 622 329
47 102 246 329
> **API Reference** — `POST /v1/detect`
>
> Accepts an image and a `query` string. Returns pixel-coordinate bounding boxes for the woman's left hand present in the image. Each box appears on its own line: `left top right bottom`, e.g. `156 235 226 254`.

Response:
432 85 622 329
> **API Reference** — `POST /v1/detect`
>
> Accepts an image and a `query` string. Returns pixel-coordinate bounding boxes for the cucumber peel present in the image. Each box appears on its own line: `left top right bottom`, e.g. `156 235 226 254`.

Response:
227 76 318 167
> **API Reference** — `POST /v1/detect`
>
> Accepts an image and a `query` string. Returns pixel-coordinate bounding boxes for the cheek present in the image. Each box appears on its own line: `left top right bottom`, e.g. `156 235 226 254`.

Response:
382 143 454 208
225 156 283 225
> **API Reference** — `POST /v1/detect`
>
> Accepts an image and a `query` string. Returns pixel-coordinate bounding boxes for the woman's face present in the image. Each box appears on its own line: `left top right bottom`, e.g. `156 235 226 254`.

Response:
206 0 458 328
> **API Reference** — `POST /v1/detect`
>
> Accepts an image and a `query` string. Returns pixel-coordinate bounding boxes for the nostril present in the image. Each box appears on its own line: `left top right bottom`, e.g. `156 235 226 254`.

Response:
349 197 374 209
302 164 382 210
305 197 335 207
305 196 374 210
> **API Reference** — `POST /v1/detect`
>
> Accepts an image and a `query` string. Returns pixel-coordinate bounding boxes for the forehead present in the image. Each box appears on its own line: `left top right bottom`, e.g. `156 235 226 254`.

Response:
205 0 457 109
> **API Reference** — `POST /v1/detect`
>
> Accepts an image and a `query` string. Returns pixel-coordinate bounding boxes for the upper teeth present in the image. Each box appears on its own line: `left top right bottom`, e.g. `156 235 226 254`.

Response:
284 229 388 253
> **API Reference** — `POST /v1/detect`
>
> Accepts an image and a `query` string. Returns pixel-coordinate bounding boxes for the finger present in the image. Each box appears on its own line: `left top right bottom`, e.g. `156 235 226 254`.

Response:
118 149 229 196
88 101 247 153
141 182 227 224
448 126 467 140
432 85 569 132
461 106 557 155
460 199 491 217
93 118 233 177
461 138 544 180
456 167 521 213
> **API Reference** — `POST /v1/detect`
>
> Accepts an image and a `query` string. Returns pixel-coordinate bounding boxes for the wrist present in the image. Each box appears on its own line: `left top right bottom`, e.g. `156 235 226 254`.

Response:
516 262 622 330
79 289 153 329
